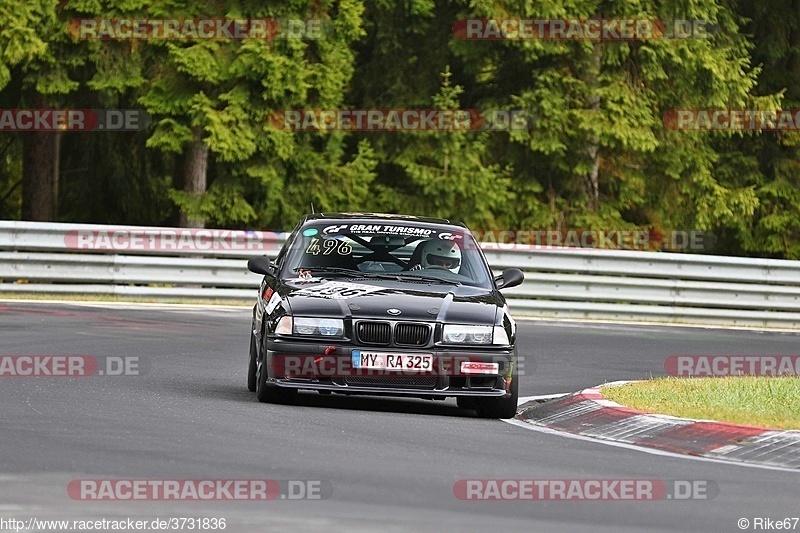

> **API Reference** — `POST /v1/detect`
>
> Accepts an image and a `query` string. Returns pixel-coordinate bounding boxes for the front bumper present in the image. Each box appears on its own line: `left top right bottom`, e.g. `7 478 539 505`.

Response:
264 338 515 398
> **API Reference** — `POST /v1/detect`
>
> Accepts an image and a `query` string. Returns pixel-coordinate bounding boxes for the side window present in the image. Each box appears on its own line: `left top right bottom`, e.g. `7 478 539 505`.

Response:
275 224 303 274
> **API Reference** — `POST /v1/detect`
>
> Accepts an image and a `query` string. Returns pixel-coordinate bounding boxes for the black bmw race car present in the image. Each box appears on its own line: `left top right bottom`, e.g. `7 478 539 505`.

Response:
246 213 524 418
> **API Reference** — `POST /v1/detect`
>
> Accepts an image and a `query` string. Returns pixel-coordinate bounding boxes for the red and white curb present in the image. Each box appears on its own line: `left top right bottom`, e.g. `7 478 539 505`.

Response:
514 382 800 470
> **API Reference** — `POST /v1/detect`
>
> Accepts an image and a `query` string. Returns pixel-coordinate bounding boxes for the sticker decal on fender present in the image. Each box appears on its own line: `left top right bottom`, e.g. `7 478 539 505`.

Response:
265 292 282 314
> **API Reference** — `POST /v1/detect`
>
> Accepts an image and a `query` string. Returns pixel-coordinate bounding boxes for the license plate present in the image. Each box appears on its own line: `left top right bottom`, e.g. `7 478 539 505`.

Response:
351 351 433 372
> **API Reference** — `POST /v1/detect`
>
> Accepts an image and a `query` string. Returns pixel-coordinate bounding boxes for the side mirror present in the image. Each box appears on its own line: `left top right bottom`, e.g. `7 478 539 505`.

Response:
248 256 276 277
494 268 524 290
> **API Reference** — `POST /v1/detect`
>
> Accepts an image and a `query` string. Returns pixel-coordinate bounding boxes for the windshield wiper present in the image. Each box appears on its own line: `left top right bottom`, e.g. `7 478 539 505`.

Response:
395 273 462 286
293 267 363 275
291 267 401 280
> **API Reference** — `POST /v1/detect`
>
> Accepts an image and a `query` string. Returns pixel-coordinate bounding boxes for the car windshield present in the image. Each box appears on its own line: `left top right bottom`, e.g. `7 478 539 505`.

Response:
282 222 493 288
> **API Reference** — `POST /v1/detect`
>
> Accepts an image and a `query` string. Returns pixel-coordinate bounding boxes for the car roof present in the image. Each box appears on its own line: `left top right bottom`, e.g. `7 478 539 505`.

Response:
301 212 468 229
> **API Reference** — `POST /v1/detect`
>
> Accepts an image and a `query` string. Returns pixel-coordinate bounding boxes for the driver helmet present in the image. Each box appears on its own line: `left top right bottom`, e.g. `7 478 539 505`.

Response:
420 239 462 273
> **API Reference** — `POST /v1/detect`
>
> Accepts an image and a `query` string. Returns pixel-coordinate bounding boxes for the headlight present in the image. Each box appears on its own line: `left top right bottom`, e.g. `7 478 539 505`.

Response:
294 317 344 337
492 325 510 346
442 325 493 345
275 316 293 335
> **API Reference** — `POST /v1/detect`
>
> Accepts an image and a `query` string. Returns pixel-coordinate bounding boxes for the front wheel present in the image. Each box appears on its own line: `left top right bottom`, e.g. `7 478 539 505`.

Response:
247 331 258 392
475 370 519 419
256 355 297 405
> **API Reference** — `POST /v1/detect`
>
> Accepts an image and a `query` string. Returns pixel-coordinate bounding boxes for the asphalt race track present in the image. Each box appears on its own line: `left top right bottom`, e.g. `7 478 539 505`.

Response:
1 301 798 532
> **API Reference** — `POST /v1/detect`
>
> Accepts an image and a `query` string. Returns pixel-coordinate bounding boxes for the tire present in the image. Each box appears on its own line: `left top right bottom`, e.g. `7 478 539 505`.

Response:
475 369 519 419
247 331 258 392
255 348 297 405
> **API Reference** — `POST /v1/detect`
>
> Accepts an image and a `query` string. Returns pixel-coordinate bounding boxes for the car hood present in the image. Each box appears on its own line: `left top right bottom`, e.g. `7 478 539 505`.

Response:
277 278 502 324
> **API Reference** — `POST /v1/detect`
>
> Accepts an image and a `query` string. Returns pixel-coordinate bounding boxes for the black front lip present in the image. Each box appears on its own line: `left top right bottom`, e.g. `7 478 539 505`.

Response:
272 381 508 397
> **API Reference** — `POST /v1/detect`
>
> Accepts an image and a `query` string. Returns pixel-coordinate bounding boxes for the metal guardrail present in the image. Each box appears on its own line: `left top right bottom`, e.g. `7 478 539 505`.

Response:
1 221 799 328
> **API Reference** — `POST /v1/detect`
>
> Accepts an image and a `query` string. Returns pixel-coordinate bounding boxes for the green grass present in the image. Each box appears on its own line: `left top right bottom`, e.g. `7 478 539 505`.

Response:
602 377 800 430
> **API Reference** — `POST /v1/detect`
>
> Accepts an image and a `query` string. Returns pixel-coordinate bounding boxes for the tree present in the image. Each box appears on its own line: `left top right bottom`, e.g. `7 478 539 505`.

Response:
0 0 80 221
729 0 800 258
446 0 779 251
371 66 513 228
348 0 516 227
112 0 372 229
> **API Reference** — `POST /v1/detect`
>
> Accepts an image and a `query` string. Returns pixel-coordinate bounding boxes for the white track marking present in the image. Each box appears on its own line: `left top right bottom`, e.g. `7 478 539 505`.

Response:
503 417 800 474
518 394 569 404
